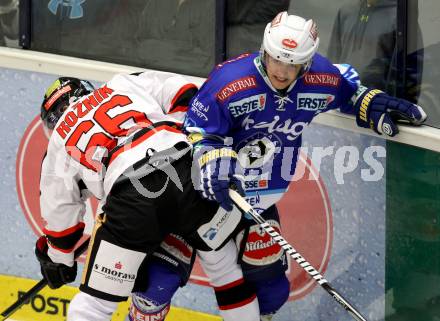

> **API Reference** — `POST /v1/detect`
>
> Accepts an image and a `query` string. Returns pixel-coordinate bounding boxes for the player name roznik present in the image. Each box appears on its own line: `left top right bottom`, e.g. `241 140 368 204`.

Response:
56 85 115 139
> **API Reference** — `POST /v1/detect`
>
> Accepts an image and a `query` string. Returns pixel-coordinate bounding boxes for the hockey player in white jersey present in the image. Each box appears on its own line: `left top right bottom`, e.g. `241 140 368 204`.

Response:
34 73 258 321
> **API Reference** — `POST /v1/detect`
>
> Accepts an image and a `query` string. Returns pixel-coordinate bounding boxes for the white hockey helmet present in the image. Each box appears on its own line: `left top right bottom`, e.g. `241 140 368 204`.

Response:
261 11 319 66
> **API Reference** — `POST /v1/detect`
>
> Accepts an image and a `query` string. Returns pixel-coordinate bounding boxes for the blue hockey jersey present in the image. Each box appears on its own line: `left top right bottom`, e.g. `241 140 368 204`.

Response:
184 52 360 211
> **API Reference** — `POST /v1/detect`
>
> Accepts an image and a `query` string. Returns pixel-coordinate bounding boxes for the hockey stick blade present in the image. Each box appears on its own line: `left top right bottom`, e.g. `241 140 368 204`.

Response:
229 189 368 321
0 238 90 321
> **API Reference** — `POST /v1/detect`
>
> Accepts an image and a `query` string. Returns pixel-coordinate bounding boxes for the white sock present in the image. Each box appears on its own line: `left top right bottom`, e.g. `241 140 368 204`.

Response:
198 240 260 321
67 292 118 321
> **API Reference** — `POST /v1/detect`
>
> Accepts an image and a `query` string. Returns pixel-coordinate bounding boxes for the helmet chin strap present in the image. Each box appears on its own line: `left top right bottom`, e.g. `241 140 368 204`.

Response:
296 59 313 79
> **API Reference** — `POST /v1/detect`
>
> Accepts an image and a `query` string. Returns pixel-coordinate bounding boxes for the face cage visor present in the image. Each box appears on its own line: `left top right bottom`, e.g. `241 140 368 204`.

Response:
41 80 94 130
42 100 69 130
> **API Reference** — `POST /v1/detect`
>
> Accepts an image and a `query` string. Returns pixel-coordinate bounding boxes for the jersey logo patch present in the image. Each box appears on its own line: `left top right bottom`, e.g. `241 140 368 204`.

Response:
297 93 335 112
303 73 340 87
242 115 309 141
228 94 266 117
237 219 284 266
89 240 145 296
244 178 268 191
216 76 257 102
189 96 209 121
282 39 298 49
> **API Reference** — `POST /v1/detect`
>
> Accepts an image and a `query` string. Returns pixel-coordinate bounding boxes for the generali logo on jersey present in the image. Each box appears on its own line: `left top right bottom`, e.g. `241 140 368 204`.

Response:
297 93 335 112
216 76 257 102
303 73 340 87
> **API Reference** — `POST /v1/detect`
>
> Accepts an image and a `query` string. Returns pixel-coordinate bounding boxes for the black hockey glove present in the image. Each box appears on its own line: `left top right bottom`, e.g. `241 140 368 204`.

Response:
353 85 427 136
35 236 77 289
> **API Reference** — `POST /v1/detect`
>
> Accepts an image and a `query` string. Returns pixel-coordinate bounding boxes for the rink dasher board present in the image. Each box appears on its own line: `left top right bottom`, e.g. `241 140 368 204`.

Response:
0 274 220 321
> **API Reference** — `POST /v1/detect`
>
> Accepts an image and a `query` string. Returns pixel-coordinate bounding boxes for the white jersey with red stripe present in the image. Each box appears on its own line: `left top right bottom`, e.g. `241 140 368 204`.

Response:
40 71 195 261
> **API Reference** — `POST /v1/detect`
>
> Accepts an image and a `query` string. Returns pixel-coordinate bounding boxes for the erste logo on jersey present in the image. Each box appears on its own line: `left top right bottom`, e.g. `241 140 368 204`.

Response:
297 93 335 112
228 94 266 118
303 73 340 87
216 76 257 102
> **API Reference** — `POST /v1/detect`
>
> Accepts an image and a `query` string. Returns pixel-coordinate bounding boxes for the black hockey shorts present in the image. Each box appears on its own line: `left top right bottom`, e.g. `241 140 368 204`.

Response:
80 151 224 302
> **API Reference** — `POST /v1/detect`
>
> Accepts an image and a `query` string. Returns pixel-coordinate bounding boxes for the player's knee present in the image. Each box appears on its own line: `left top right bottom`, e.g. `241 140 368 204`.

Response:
198 240 242 286
254 274 290 315
67 291 118 321
129 262 181 321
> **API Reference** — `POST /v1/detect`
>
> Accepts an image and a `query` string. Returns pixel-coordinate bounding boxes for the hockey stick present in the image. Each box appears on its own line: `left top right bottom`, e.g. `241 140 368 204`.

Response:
0 238 90 321
229 189 368 321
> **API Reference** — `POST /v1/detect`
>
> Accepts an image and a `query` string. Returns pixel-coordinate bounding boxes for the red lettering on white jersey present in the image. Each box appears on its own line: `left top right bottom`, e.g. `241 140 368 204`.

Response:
39 72 194 251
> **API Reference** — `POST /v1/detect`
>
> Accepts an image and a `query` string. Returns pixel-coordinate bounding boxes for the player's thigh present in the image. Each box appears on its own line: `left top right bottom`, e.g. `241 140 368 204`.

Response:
166 154 240 251
80 213 148 302
102 170 173 251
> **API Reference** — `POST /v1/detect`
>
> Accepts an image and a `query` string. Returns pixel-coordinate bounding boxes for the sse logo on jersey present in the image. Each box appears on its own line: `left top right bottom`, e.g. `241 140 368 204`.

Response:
297 93 335 112
228 94 266 118
244 179 268 190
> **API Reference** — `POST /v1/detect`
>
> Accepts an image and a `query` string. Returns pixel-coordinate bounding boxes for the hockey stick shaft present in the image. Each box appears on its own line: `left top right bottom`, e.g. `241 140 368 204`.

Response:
0 238 90 321
229 189 368 321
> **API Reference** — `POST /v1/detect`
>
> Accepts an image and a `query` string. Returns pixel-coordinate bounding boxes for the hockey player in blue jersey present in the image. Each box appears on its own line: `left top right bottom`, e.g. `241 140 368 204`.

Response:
185 11 427 320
